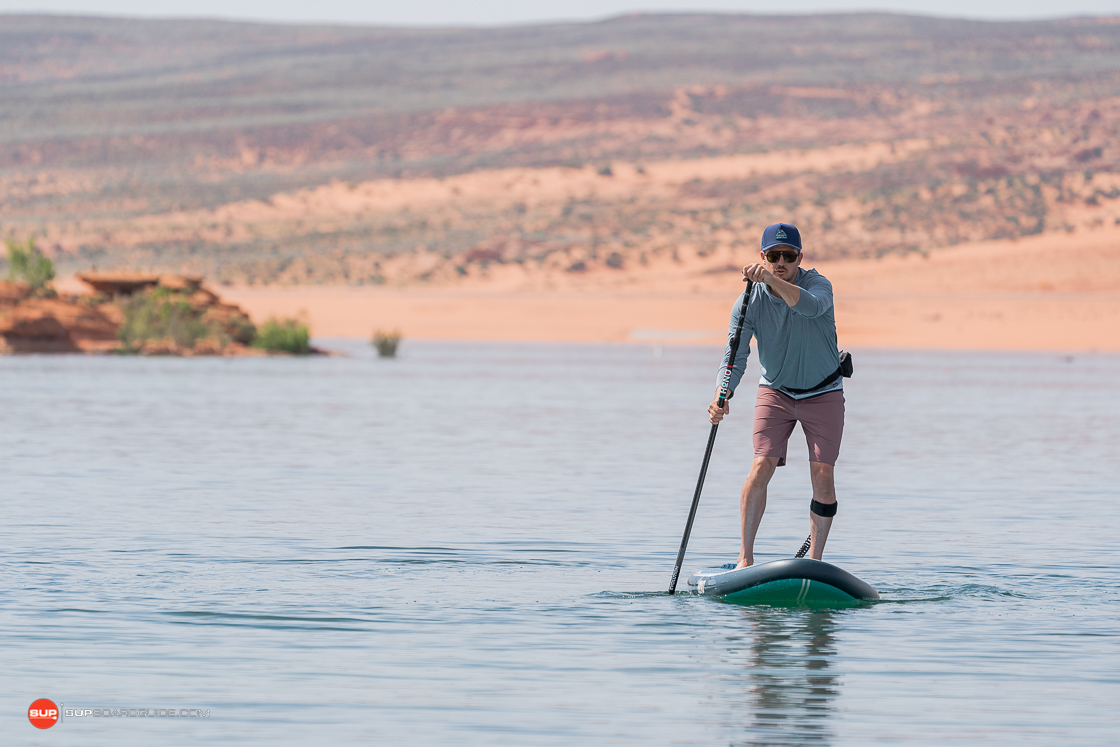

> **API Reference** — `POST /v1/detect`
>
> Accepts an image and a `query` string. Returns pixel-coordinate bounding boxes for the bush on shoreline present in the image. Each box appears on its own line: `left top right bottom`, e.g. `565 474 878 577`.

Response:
118 288 309 356
252 317 311 354
371 329 401 358
117 288 219 352
5 237 55 291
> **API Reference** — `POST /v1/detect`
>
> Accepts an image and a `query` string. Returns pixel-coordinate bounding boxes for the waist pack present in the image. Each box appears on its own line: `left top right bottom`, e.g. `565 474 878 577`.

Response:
781 350 853 395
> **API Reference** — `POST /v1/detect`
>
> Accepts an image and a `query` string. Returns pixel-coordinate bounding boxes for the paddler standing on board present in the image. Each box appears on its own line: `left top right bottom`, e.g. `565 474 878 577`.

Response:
707 223 849 569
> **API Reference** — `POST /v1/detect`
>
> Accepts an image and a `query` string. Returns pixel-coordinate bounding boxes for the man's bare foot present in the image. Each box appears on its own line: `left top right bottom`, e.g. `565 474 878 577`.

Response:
735 555 753 569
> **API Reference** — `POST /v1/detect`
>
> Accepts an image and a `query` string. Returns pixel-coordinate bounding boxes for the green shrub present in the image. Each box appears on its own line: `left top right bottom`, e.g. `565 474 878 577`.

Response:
117 289 214 351
371 329 401 358
5 236 55 290
228 316 257 345
252 317 311 354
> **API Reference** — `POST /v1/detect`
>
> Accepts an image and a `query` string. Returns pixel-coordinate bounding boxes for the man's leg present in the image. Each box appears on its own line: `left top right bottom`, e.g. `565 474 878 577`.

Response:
737 456 779 568
799 390 844 561
807 461 836 560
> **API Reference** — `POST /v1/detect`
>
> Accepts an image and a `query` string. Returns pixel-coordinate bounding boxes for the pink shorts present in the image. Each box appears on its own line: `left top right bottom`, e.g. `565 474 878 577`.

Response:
753 387 845 466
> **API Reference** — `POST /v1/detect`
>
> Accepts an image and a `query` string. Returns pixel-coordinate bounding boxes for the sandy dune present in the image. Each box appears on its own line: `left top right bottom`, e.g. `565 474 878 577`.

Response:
221 224 1120 352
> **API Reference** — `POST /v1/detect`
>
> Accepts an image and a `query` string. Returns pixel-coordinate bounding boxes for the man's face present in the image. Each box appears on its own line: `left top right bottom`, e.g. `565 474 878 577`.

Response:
761 247 802 280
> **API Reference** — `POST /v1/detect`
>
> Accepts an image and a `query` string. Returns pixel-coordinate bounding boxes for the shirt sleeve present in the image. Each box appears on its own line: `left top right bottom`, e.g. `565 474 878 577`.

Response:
716 290 754 394
791 273 834 319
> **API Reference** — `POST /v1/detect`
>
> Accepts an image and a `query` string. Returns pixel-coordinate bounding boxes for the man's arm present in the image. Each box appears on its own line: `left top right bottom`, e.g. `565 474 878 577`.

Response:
743 264 800 307
743 265 833 318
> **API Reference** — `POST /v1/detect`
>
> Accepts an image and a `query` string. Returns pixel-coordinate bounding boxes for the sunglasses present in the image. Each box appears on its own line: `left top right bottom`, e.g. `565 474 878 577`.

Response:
764 250 800 263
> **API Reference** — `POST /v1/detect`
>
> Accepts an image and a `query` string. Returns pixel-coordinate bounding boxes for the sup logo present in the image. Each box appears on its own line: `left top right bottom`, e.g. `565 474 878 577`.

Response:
775 227 787 240
28 699 59 729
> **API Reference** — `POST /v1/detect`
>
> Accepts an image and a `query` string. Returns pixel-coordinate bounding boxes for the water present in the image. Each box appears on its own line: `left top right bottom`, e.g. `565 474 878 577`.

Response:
2 342 1118 745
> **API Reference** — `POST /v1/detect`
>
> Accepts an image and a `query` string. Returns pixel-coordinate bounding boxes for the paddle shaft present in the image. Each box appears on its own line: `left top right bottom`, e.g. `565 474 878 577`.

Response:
668 412 722 595
667 281 753 595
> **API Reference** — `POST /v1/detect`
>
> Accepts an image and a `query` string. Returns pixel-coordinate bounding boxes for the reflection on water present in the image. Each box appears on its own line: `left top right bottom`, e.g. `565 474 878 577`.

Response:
721 610 840 746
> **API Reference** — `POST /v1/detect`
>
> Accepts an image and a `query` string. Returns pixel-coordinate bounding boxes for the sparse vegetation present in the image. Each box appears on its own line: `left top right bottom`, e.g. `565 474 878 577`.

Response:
252 317 311 354
117 288 216 352
5 237 55 290
371 329 401 358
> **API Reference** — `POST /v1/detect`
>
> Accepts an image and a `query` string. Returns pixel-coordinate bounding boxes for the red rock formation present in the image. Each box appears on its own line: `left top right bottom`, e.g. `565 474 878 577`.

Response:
0 280 33 305
0 274 267 355
75 272 159 296
0 281 119 353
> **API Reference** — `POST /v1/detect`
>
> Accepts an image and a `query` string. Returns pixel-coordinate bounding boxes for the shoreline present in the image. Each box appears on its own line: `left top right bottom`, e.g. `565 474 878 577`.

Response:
218 285 1120 353
44 225 1118 354
217 226 1120 353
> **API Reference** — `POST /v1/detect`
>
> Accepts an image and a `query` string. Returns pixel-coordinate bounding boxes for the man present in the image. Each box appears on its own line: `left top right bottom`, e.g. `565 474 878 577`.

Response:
707 222 844 569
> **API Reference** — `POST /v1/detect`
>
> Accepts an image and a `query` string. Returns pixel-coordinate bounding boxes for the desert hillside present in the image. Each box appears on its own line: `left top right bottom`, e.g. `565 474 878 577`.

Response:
3 13 1119 350
2 13 1119 286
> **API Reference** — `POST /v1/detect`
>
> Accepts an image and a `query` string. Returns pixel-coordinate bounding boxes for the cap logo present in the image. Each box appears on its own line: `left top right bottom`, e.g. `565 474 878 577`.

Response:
775 227 787 240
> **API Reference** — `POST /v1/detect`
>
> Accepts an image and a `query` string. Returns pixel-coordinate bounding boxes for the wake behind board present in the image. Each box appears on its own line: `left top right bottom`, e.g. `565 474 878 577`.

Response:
687 558 879 607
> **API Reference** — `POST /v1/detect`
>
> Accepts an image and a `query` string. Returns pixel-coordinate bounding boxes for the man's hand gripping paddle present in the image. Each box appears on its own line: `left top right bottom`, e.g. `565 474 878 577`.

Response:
668 281 752 594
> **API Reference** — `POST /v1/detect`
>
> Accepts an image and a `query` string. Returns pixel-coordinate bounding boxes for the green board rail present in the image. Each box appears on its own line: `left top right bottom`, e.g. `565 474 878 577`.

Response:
687 558 879 608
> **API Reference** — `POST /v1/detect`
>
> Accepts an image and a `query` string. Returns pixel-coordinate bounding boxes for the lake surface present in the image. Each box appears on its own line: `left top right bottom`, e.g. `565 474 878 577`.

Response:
2 342 1118 745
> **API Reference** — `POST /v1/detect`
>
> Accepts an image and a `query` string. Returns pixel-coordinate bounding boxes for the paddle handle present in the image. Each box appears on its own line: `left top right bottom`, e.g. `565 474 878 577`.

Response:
668 391 727 595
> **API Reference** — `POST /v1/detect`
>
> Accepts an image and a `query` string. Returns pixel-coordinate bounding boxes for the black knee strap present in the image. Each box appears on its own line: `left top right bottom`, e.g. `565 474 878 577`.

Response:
810 499 837 517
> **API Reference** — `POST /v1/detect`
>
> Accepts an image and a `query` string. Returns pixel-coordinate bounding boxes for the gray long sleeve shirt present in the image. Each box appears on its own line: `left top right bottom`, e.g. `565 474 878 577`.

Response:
717 268 842 400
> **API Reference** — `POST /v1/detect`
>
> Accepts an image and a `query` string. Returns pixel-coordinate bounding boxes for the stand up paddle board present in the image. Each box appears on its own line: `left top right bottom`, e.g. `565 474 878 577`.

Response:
687 558 878 607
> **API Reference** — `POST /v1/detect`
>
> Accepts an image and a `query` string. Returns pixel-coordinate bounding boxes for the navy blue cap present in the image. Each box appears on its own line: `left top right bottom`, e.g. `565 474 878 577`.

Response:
761 223 802 252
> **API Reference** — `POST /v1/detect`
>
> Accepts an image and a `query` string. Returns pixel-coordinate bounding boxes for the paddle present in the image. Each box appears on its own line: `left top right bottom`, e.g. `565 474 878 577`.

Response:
668 281 753 595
